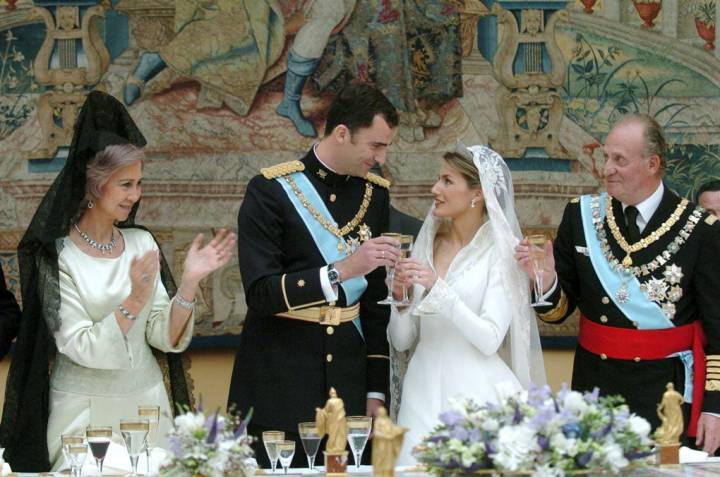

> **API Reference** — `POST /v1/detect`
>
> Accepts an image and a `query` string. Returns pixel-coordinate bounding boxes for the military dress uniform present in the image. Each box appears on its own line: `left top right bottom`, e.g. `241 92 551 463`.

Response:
228 149 391 466
538 186 720 435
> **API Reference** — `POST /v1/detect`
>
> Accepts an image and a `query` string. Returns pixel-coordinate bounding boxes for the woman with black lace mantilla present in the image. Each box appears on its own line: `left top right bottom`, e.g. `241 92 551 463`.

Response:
0 91 236 471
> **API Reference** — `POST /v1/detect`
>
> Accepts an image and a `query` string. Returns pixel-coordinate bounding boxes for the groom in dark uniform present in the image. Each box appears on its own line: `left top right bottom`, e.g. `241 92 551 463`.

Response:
228 83 401 467
517 114 720 454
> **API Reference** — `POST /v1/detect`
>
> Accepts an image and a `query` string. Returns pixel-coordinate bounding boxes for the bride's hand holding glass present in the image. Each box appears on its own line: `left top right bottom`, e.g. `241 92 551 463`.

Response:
396 258 437 291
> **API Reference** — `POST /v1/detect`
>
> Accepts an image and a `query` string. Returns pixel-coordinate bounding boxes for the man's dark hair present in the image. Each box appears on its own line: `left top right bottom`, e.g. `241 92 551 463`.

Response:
696 180 720 203
323 82 399 137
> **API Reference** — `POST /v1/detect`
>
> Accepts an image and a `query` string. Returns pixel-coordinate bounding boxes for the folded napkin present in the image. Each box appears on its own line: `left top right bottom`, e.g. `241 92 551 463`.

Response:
679 446 709 464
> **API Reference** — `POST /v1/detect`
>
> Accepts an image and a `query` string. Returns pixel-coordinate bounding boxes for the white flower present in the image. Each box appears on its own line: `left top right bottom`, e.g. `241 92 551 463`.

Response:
550 433 578 457
495 425 538 471
533 463 565 477
481 417 500 432
602 443 629 472
562 391 588 415
628 415 651 438
175 412 206 434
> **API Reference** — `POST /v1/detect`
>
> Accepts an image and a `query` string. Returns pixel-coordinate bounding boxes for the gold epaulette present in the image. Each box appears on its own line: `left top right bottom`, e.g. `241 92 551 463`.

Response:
365 172 390 189
261 160 305 179
570 197 580 204
705 214 718 225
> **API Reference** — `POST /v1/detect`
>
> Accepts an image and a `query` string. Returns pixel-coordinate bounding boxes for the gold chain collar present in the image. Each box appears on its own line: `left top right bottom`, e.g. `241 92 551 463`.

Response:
605 197 689 267
285 175 373 243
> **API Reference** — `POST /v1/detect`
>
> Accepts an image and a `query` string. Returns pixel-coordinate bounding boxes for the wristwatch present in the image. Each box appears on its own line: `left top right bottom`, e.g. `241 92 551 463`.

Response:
327 263 342 286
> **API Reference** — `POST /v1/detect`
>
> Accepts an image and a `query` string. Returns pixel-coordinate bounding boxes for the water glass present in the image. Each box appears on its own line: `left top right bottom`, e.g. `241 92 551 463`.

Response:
86 426 112 475
61 434 85 472
262 430 285 472
66 443 88 477
347 416 372 469
138 404 160 473
276 440 296 474
298 421 321 470
120 419 149 477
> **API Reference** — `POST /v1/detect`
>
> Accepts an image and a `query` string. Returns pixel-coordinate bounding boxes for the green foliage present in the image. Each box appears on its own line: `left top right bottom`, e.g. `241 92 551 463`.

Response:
694 0 716 26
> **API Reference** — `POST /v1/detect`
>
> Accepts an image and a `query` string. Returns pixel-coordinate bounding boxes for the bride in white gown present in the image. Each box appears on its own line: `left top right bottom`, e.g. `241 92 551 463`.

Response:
388 145 546 465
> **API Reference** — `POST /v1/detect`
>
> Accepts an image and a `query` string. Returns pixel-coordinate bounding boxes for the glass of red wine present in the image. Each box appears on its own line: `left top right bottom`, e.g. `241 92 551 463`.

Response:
86 426 112 475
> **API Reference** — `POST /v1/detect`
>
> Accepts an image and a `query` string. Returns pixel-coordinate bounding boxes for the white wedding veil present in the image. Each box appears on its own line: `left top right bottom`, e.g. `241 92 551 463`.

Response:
388 144 546 419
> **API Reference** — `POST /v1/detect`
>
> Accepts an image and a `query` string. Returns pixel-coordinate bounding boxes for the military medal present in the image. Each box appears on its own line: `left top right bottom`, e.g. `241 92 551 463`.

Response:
358 223 372 242
616 280 630 304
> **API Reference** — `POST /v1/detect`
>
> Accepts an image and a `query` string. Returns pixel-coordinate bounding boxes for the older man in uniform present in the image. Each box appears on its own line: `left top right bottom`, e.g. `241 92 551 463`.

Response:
516 114 720 453
228 83 400 467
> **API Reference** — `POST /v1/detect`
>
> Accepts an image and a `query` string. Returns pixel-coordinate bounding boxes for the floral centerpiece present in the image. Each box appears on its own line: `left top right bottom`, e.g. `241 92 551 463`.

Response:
694 0 716 50
414 385 654 477
159 406 257 477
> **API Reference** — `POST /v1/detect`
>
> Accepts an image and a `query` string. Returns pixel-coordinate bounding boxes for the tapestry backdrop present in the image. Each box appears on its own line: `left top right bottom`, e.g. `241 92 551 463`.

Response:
0 0 717 345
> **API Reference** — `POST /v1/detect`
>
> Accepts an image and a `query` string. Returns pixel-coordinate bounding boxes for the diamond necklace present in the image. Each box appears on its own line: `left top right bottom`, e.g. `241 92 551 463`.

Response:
74 223 117 255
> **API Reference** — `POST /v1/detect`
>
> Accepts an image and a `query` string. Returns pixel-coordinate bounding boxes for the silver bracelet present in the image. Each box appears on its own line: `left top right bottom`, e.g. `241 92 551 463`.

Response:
174 293 196 310
117 303 138 321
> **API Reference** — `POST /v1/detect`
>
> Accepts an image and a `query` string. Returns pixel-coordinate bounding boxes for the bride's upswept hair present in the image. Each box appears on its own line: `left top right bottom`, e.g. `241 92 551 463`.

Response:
442 149 480 189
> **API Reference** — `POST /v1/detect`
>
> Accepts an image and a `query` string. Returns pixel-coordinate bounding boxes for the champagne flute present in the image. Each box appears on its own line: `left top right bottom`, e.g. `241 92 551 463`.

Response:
298 422 321 470
527 234 551 306
262 430 285 473
120 418 149 477
86 426 112 475
138 404 160 474
377 233 402 305
346 416 372 469
61 434 85 472
66 443 88 477
276 440 296 474
398 234 414 305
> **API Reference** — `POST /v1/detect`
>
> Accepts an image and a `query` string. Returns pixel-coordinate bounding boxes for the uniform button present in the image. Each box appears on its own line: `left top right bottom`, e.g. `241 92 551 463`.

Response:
600 353 608 360
602 296 610 305
600 315 608 323
326 326 334 335
634 357 641 362
330 194 337 202
326 354 333 363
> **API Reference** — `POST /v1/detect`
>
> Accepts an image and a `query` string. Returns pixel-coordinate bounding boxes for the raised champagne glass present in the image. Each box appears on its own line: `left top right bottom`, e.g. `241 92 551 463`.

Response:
277 440 296 474
61 434 85 472
120 418 149 477
138 404 160 473
298 422 321 470
398 234 414 305
347 415 372 469
66 443 88 477
377 233 402 305
86 426 112 475
527 234 552 306
262 430 285 473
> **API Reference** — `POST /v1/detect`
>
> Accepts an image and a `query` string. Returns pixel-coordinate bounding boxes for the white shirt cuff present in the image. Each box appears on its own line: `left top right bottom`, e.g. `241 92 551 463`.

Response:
367 392 385 402
539 273 558 301
320 266 339 302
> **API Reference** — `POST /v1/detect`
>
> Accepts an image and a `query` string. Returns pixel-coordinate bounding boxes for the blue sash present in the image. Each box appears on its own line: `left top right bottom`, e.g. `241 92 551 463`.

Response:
581 194 693 400
278 172 366 338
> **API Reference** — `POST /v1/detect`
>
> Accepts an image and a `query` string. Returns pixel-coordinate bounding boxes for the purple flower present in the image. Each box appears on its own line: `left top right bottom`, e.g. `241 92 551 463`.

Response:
206 411 220 444
562 423 581 438
169 436 183 457
584 387 600 403
439 409 465 427
467 428 482 443
512 402 524 424
528 383 552 405
484 439 496 456
575 451 593 467
428 434 449 443
537 435 550 451
449 427 469 440
529 406 555 430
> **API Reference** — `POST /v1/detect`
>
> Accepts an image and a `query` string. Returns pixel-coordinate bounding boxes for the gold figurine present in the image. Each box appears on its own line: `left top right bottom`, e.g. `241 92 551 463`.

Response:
372 407 408 477
316 387 349 475
655 382 684 465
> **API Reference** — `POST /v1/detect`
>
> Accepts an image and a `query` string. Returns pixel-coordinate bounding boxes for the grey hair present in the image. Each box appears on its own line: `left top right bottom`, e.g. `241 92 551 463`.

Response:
616 113 667 171
85 143 144 201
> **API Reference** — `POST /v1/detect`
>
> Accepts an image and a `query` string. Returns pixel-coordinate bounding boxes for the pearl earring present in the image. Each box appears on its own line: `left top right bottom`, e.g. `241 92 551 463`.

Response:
87 200 94 209
470 198 477 208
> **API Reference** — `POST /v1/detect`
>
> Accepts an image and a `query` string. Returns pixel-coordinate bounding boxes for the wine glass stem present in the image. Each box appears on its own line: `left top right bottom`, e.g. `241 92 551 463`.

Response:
356 451 362 469
535 271 543 299
386 268 396 300
147 448 151 474
96 457 104 475
307 454 315 470
130 455 139 476
271 459 277 473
